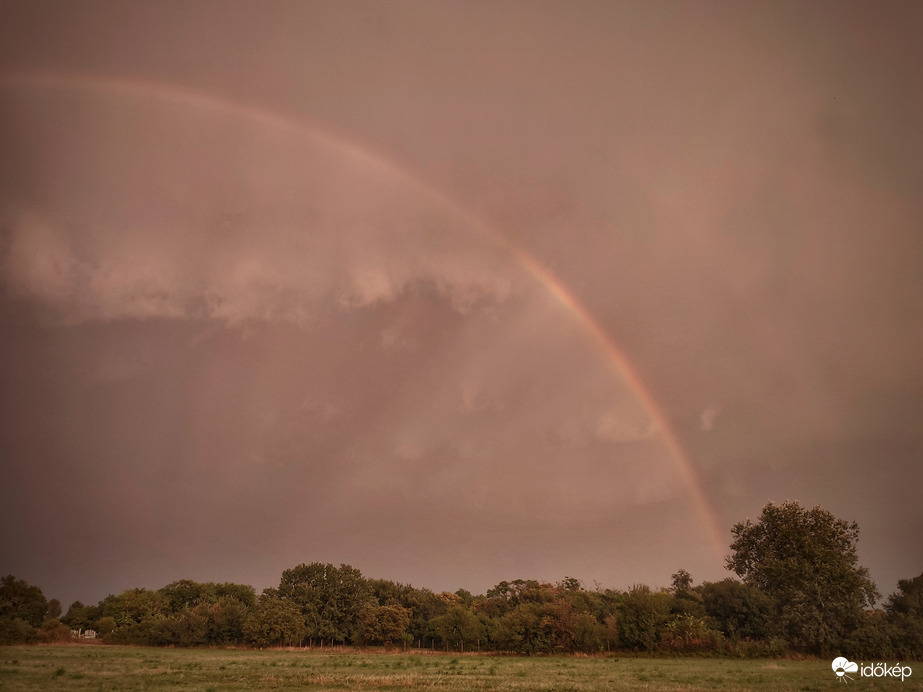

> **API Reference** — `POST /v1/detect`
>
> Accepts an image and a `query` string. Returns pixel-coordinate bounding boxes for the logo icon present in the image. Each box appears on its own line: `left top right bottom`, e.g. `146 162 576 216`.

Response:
833 657 859 682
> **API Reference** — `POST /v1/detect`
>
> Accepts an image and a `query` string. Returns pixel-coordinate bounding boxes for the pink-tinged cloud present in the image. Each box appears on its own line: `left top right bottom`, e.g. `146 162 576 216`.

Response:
1 0 921 607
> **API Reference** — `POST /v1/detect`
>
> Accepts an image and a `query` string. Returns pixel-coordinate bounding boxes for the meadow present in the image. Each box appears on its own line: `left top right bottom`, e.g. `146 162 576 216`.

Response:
1 645 920 691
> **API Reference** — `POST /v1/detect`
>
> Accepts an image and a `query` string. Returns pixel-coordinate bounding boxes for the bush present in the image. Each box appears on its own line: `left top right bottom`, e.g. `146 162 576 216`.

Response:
659 615 724 653
97 616 117 636
38 619 73 643
0 617 38 645
104 620 156 646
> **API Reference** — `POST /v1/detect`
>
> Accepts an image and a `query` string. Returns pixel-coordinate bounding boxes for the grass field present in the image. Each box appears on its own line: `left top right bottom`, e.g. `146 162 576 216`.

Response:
0 645 919 691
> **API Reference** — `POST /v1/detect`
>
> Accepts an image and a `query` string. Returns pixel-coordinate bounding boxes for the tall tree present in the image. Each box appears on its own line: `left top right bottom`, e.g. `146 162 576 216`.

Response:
277 562 371 645
670 570 693 594
668 570 706 618
726 501 879 654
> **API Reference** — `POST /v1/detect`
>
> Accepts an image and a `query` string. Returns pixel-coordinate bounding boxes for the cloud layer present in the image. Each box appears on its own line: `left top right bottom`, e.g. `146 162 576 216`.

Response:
0 86 517 326
0 80 686 602
1 1 921 606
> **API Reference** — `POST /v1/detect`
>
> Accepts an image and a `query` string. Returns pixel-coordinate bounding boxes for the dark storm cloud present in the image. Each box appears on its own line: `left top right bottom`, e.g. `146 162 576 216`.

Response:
1 1 921 606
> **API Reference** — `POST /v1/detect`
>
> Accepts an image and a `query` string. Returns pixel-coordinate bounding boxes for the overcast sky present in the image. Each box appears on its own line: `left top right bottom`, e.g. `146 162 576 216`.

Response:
1 0 921 608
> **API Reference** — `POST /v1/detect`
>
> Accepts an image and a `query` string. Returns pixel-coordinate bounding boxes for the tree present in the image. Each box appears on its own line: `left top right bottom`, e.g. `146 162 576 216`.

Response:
46 598 62 620
886 573 923 619
573 612 607 653
668 570 706 618
99 588 166 626
617 585 672 651
885 573 923 659
559 576 582 592
400 586 444 646
497 602 548 654
700 578 771 641
277 562 371 645
62 600 102 631
357 604 411 646
243 595 305 648
0 575 48 628
199 597 253 645
432 604 481 652
726 501 879 654
159 580 212 613
149 609 209 647
214 582 257 608
670 570 693 594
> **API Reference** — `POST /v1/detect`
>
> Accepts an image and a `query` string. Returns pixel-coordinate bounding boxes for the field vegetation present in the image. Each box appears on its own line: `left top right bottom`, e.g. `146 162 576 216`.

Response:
4 645 920 691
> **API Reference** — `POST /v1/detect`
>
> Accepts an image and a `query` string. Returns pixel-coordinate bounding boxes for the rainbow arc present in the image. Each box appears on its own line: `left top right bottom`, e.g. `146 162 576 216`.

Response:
0 69 726 559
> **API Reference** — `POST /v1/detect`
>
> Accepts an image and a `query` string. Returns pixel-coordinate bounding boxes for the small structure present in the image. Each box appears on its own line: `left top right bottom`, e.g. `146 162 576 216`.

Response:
70 628 97 639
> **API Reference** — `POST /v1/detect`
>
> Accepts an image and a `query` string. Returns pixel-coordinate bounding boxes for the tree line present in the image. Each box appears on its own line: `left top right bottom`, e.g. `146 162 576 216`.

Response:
2 501 921 658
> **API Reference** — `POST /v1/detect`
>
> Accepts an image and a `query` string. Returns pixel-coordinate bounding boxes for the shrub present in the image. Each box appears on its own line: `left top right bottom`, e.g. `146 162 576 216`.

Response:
0 617 38 645
658 615 724 653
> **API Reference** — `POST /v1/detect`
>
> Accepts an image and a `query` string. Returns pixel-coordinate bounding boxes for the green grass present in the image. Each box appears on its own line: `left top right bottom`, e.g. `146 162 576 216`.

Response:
0 646 920 691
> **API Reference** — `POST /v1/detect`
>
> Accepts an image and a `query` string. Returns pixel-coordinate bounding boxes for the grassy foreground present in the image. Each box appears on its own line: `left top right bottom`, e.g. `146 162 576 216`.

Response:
0 645 920 691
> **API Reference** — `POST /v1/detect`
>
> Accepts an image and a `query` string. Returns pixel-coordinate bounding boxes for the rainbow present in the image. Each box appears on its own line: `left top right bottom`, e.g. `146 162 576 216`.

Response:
0 69 726 558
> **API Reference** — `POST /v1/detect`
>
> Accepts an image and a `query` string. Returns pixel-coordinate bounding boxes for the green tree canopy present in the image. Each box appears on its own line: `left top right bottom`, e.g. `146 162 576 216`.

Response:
0 575 48 628
885 573 923 659
886 573 923 618
99 588 166 626
0 575 49 644
670 570 693 594
700 578 771 641
618 585 672 652
277 562 371 644
726 500 879 654
243 595 304 648
357 603 411 646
